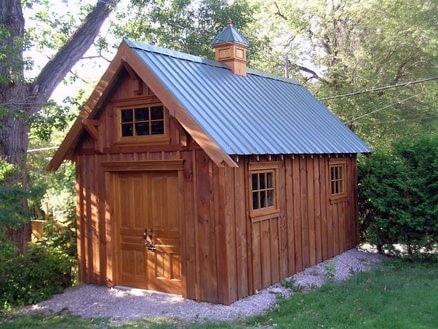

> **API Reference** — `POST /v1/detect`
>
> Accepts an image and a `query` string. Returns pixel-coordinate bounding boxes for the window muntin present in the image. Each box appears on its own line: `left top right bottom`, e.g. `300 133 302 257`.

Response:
120 106 165 137
329 161 347 199
251 171 275 210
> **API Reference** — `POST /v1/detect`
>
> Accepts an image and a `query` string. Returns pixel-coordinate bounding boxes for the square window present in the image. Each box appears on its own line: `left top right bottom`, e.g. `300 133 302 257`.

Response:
119 105 165 139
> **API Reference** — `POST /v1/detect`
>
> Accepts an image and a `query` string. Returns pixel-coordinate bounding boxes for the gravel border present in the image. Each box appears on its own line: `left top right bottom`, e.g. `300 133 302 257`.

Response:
19 248 384 325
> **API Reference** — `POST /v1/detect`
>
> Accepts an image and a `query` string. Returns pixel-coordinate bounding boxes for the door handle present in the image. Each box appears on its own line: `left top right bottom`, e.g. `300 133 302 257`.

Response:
146 245 156 251
144 228 156 251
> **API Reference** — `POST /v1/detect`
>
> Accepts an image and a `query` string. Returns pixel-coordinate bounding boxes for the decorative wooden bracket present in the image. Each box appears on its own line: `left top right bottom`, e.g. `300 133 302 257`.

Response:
82 119 100 141
122 59 144 95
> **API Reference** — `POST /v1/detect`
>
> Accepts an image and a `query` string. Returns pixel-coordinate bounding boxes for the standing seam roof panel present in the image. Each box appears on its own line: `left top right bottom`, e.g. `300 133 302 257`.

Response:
127 40 371 155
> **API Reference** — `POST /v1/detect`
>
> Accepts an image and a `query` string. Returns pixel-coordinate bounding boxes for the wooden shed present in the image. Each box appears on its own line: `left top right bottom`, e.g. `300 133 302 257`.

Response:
49 22 371 305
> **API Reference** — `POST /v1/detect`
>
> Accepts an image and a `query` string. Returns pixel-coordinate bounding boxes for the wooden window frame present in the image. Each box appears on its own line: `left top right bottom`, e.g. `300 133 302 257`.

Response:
249 163 280 220
329 159 347 201
115 103 169 144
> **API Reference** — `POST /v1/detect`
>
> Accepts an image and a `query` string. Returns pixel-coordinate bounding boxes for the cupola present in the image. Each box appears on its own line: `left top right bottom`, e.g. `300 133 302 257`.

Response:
211 19 249 76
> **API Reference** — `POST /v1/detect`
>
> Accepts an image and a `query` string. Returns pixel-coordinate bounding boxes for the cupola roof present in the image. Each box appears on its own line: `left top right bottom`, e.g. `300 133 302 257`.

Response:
211 19 249 46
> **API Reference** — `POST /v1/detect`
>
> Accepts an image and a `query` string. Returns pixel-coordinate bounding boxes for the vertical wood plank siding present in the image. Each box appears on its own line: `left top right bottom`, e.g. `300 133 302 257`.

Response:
73 73 359 304
222 156 359 299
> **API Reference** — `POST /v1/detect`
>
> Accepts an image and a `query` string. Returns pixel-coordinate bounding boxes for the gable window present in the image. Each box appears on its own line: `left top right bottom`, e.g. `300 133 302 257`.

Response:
116 104 169 144
120 106 165 137
329 160 347 199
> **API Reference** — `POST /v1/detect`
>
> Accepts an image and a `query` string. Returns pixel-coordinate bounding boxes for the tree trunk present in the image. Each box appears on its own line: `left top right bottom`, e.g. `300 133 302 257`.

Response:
0 0 119 252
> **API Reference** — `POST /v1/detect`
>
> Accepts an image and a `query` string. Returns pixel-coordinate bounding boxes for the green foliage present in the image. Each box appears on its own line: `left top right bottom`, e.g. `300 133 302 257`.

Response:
248 259 437 329
358 134 438 256
252 0 437 148
25 0 90 54
0 313 109 329
41 218 77 259
281 278 303 293
0 158 76 310
28 151 75 219
324 260 337 282
0 161 30 238
30 100 76 142
0 25 28 85
109 0 262 61
0 242 75 309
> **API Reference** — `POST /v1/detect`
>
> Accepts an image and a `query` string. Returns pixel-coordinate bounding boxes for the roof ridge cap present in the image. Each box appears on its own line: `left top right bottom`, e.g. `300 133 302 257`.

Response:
124 39 227 69
124 39 304 85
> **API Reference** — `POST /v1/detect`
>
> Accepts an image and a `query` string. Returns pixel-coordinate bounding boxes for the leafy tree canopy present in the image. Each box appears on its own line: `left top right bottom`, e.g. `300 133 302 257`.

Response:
251 0 437 148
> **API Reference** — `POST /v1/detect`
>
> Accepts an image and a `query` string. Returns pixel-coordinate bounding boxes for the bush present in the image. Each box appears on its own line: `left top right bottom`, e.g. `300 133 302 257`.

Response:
0 160 30 238
358 134 437 257
41 218 77 258
0 242 75 309
0 211 77 309
0 160 77 310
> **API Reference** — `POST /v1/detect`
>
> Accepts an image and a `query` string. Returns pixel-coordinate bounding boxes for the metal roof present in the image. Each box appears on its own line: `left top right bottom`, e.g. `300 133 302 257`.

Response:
126 39 371 155
211 22 249 46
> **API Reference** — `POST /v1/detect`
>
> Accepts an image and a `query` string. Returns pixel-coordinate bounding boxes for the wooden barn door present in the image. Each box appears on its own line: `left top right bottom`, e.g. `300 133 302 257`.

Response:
114 171 182 295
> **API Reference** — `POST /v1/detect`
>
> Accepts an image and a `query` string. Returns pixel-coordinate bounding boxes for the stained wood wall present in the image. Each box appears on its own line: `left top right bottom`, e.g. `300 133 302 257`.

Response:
72 70 359 305
220 155 358 302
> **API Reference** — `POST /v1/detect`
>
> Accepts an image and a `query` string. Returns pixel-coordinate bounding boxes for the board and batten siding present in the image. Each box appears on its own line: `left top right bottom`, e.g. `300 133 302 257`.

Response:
72 71 359 305
220 155 359 302
72 71 230 303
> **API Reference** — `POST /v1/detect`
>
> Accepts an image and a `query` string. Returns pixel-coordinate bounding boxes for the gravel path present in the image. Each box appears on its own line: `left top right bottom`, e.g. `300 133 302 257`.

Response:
19 248 383 325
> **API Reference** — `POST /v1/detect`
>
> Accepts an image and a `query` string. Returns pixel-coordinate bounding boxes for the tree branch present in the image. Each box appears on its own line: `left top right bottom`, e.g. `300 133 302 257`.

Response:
69 69 90 84
31 0 119 112
293 64 329 84
274 2 288 21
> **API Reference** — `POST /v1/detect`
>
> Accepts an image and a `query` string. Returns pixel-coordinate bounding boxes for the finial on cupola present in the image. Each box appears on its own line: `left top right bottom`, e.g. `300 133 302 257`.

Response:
211 19 249 76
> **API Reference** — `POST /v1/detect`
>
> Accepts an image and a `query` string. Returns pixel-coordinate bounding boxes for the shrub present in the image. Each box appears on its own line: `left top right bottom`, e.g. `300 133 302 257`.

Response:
0 242 75 309
0 160 30 238
41 217 77 258
0 211 77 309
0 160 77 310
358 134 437 257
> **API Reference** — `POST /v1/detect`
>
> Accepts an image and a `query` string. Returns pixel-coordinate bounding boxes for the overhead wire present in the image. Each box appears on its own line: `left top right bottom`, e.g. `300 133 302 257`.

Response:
321 77 437 100
354 113 438 125
347 94 420 124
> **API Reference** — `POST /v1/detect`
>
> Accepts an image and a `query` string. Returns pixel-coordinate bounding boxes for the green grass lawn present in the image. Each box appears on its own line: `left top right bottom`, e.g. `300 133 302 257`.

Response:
1 258 437 329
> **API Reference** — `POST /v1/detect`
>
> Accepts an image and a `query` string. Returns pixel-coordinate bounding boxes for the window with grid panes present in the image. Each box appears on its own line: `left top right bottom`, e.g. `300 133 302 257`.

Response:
120 105 165 137
251 171 275 210
329 162 346 196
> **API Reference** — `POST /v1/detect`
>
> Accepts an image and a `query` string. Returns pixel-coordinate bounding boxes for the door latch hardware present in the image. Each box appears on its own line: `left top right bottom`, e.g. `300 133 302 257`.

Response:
144 228 156 251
